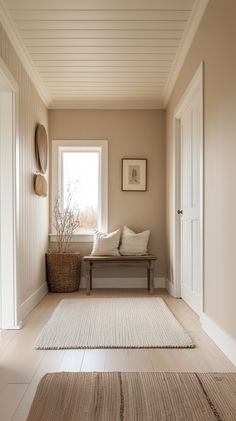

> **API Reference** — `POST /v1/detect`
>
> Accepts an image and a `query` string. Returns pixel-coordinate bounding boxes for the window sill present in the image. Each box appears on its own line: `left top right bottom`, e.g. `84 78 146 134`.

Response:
48 234 94 243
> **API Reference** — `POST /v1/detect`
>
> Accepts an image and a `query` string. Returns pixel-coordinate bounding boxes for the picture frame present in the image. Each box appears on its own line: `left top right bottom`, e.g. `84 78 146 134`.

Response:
122 158 147 191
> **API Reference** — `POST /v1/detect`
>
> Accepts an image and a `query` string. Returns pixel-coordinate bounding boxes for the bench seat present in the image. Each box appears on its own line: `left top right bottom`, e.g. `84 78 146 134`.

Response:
83 254 157 295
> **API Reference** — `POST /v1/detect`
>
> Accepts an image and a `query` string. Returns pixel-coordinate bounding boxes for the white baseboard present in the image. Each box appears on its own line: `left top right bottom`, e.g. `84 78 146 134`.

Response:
80 276 166 289
4 322 22 330
19 282 48 322
200 312 236 367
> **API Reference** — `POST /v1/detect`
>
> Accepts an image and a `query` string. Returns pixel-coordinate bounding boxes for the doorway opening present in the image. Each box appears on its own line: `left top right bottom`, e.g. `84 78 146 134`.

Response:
172 63 204 316
0 58 20 329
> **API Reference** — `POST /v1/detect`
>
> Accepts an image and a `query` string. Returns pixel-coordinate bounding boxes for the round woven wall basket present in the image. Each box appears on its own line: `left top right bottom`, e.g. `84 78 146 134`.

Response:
46 252 81 292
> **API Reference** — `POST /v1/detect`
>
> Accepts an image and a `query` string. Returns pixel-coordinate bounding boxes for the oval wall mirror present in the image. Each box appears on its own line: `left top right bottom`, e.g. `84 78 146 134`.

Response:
35 124 48 173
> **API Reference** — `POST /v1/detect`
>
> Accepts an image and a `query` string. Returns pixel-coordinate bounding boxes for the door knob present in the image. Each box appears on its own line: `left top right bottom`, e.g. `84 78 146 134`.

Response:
177 210 183 215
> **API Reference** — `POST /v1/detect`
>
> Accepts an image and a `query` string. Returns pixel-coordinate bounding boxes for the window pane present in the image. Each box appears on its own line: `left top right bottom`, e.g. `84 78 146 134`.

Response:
62 151 99 232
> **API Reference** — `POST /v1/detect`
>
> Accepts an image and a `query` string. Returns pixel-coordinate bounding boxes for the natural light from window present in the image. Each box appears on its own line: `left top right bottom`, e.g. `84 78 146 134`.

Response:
62 151 99 233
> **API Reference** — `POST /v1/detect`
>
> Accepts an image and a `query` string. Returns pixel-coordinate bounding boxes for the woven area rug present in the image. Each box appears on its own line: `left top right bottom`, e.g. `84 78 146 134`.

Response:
35 297 194 349
27 372 236 421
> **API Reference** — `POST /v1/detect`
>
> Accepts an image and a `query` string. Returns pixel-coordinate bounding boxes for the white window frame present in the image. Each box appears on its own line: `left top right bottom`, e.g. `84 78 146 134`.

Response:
50 140 108 242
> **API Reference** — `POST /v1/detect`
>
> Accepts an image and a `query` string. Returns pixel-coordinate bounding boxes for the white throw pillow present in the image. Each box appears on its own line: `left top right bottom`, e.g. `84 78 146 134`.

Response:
91 229 121 256
119 225 150 256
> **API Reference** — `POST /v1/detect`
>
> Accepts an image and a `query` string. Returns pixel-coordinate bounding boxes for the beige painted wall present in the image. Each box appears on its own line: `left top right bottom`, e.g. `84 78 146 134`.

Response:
166 0 236 339
49 109 166 277
0 25 49 304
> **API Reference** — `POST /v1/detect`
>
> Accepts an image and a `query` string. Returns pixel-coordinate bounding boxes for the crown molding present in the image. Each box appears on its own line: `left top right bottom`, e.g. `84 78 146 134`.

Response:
161 0 209 108
0 0 50 106
49 100 163 110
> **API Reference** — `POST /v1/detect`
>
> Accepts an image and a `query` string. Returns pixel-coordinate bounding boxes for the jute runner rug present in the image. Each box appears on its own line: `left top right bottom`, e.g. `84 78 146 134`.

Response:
27 372 236 421
35 297 194 349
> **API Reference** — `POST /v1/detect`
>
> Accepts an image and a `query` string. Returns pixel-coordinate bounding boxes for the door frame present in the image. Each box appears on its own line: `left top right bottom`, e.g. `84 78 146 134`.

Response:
0 57 20 329
172 62 204 314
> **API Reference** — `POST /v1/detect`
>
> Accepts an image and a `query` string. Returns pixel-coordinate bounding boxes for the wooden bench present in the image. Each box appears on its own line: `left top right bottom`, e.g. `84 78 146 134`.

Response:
83 255 157 295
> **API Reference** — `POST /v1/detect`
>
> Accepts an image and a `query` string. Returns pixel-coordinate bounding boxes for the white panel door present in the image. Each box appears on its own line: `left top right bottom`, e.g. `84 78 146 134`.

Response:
180 90 201 315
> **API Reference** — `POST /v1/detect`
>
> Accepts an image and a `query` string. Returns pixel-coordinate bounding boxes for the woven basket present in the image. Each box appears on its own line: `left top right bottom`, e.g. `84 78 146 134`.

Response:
46 252 81 292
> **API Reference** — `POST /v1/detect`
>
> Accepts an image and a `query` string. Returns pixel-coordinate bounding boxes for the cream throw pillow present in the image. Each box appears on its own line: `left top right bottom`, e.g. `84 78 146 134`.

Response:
119 225 150 255
91 228 121 256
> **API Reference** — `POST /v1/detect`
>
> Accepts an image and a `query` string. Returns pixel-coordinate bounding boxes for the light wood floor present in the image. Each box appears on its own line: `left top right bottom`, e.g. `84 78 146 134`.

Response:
0 289 235 421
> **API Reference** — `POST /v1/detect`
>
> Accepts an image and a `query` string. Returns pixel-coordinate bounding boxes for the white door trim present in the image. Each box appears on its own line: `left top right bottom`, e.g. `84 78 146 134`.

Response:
0 58 20 329
172 62 204 314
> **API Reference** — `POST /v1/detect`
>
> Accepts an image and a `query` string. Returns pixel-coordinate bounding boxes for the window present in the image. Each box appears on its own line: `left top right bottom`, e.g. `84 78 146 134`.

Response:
51 140 108 241
62 151 99 232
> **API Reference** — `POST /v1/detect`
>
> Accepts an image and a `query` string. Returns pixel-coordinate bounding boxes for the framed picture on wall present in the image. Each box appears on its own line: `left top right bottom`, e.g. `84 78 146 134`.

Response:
122 158 147 191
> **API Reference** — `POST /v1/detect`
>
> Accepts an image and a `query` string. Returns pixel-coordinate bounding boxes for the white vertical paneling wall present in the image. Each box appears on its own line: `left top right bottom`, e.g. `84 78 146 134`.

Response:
0 23 48 319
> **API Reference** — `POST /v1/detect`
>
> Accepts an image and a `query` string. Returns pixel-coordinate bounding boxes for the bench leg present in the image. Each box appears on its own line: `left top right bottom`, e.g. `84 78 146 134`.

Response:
147 264 150 291
90 263 93 291
149 261 155 294
86 262 92 295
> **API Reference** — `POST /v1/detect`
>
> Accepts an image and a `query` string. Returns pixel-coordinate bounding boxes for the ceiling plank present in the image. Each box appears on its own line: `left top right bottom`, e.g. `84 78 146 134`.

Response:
42 77 168 81
23 35 181 45
27 46 178 54
7 0 194 11
51 93 162 97
17 20 187 30
38 68 170 74
34 60 172 67
11 10 191 21
45 80 166 84
40 72 168 77
31 53 175 61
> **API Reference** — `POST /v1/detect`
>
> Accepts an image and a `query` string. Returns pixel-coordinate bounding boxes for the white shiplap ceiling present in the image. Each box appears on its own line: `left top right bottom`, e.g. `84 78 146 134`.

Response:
1 0 208 109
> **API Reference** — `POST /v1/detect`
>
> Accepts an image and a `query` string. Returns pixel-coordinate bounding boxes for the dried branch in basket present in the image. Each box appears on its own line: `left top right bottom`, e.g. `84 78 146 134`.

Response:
53 191 80 253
